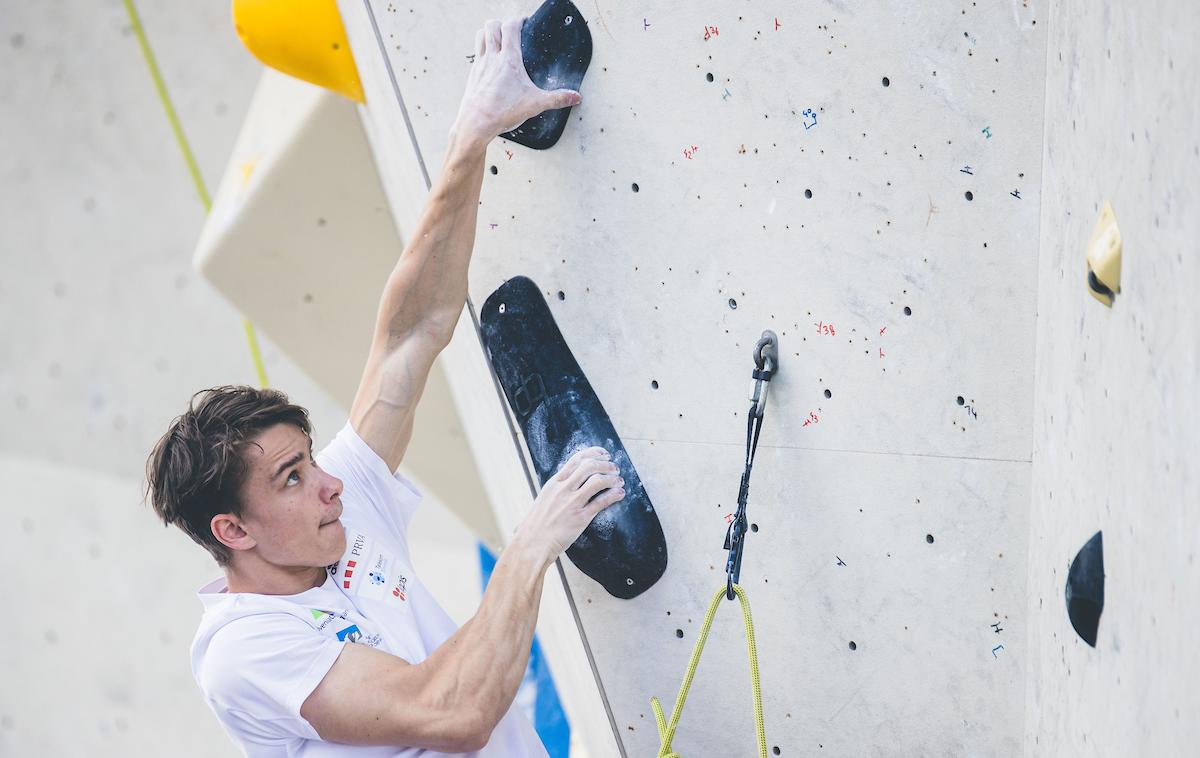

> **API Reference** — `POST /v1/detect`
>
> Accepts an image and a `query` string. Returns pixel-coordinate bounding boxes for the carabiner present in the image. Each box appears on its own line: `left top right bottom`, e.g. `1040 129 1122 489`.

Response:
750 330 779 419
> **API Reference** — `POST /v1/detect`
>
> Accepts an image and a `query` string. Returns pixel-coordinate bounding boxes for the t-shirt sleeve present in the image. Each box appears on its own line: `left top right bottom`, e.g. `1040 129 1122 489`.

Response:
315 420 424 538
197 613 346 748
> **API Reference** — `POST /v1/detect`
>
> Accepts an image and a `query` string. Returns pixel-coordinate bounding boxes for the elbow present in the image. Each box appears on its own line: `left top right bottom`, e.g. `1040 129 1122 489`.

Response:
459 733 490 753
444 714 491 753
418 694 493 753
464 708 501 752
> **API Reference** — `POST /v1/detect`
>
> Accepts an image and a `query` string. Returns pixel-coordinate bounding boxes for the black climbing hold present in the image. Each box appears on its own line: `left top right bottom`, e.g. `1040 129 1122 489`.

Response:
1066 531 1104 647
500 0 593 150
881 76 890 87
480 276 668 599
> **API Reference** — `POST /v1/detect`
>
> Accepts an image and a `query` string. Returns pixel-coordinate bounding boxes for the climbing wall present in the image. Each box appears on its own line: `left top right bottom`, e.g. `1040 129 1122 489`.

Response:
1025 0 1200 754
339 1 1046 755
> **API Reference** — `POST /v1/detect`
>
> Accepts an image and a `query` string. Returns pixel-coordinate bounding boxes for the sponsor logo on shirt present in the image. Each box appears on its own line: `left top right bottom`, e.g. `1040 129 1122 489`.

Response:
342 532 369 589
311 610 381 647
309 608 346 633
335 529 411 605
334 623 382 647
366 552 392 590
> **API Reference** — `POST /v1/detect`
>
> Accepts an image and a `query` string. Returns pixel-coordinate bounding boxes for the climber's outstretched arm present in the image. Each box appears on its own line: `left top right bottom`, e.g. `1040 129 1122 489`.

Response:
349 17 581 472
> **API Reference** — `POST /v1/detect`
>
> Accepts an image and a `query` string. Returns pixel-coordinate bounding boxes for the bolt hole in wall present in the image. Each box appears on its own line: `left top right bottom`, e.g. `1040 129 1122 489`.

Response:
848 641 857 651
490 165 498 175
750 523 759 533
557 291 565 301
824 389 832 399
631 182 639 192
926 534 935 543
773 748 781 756
706 72 714 82
804 188 813 199
881 76 890 87
965 190 974 201
675 628 684 638
904 306 912 316
957 396 965 405
650 380 659 389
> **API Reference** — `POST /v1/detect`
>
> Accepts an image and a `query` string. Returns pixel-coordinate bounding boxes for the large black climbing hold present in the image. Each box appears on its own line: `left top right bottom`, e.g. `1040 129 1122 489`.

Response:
1065 531 1104 647
480 276 667 599
501 0 592 149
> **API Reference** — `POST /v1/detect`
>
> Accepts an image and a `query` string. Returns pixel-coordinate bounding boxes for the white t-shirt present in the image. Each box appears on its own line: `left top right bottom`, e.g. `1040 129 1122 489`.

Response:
190 420 549 758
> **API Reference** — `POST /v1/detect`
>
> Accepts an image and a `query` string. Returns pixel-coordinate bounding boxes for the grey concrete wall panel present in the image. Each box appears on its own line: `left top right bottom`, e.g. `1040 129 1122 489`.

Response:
342 1 1047 755
1025 1 1200 755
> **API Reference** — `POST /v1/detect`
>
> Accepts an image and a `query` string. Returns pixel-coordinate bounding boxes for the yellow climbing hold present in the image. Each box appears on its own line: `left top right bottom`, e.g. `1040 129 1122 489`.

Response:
1086 200 1122 307
232 0 365 104
650 584 768 758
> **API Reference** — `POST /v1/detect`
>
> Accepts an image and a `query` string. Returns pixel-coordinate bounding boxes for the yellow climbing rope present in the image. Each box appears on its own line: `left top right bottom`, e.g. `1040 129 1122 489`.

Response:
122 0 270 389
650 583 768 758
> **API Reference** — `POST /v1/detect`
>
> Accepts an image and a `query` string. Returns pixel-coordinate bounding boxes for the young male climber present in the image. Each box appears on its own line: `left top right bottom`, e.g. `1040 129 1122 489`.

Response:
144 17 621 756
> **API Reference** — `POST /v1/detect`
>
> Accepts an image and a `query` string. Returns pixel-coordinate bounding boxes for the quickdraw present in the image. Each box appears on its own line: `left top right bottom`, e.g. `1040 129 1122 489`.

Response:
724 330 778 599
649 330 778 758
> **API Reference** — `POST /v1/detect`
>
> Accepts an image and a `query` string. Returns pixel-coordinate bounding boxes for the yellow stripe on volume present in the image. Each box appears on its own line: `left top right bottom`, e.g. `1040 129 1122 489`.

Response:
122 0 270 389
